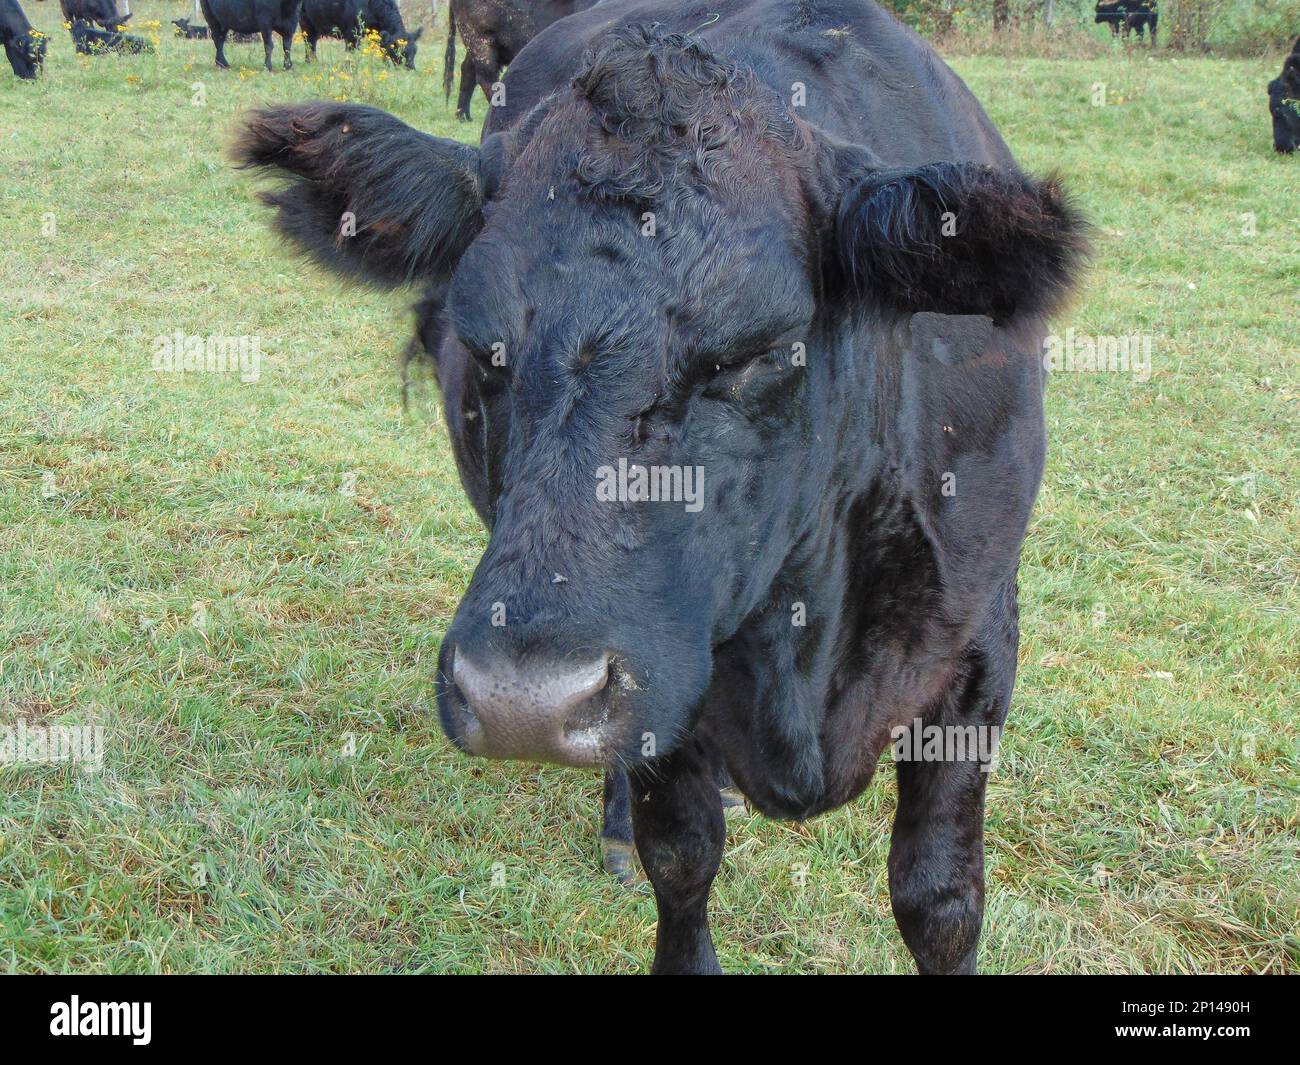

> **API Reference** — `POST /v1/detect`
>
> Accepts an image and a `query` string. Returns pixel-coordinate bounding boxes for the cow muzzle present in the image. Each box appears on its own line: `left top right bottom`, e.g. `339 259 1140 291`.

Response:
442 648 618 767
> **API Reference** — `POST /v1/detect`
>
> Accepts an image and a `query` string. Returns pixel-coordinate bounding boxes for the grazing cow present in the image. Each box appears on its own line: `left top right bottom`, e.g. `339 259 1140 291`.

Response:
444 0 598 121
300 0 422 68
1268 37 1300 153
1094 1 1158 45
1 0 46 78
70 17 152 52
201 0 300 71
59 0 123 29
236 0 1087 973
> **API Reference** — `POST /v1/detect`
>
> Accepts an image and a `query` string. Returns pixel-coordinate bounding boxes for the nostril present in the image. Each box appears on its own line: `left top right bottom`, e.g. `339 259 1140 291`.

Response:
561 656 612 734
555 655 610 709
449 648 614 763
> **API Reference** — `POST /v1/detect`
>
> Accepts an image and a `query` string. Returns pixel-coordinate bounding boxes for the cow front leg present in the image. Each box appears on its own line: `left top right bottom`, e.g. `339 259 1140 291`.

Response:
213 28 229 68
630 741 725 974
261 29 273 71
280 30 292 69
888 607 1016 974
601 768 635 884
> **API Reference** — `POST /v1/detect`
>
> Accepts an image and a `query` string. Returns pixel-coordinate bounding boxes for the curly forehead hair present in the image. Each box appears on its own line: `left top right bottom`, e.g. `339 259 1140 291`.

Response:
569 23 807 204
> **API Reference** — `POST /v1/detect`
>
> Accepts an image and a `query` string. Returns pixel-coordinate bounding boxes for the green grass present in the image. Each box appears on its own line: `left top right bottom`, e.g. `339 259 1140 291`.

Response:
1 3 1296 973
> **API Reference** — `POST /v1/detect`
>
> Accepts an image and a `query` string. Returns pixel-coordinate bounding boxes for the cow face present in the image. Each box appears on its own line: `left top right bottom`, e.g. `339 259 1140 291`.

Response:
380 26 420 68
80 0 125 28
4 30 46 78
1268 54 1300 153
236 27 1084 770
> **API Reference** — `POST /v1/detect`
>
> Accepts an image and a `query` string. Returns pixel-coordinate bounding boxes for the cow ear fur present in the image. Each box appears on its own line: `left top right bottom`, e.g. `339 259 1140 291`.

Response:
233 102 488 288
834 160 1089 323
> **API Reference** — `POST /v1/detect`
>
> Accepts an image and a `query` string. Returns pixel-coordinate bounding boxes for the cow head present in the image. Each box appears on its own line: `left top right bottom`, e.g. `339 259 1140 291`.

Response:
4 30 46 78
82 0 126 29
382 26 421 69
1269 43 1300 153
235 26 1085 769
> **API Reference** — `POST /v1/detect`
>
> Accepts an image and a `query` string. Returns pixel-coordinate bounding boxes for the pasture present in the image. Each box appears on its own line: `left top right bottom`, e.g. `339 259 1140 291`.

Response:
1 2 1296 973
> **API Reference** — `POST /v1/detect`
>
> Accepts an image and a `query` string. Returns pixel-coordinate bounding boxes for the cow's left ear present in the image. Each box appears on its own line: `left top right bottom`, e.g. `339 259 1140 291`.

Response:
834 161 1089 322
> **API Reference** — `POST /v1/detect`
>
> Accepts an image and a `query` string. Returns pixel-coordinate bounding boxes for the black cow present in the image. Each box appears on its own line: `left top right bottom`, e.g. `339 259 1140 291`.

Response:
2 0 46 78
1268 37 1300 153
444 0 597 121
59 0 124 29
70 17 152 52
1094 1 1158 45
201 0 300 71
300 0 422 68
174 16 209 36
236 0 1087 974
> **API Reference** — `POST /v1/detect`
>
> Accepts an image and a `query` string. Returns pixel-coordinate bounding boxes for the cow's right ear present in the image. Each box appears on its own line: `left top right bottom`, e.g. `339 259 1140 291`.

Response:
233 103 498 288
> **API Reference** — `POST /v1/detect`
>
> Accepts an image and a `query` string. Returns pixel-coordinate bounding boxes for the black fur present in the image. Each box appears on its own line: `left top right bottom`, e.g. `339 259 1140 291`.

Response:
201 0 301 72
837 162 1089 322
70 19 154 54
59 0 122 30
444 0 598 121
299 0 422 69
233 102 486 287
1267 37 1300 153
237 0 1090 975
1 0 45 79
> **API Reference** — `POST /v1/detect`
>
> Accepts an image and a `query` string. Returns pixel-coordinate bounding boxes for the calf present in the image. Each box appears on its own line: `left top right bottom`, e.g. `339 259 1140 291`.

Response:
300 0 422 68
1268 37 1300 153
444 0 597 121
1 0 45 78
70 17 152 52
237 0 1087 974
175 17 262 41
201 0 299 71
173 16 209 37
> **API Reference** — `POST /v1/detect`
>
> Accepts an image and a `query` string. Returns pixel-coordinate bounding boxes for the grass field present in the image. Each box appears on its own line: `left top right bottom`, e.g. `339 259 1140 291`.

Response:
1 2 1296 974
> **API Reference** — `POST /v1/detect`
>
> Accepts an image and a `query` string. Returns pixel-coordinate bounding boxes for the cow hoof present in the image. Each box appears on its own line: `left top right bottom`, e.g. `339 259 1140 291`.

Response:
284 60 292 69
601 839 636 886
216 60 229 69
456 111 471 122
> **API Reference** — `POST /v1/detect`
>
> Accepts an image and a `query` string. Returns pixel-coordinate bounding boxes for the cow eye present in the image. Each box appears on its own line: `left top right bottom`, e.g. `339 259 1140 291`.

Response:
466 343 511 387
706 348 780 381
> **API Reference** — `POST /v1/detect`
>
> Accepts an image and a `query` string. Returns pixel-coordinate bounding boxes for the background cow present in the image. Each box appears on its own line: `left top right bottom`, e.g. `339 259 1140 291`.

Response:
201 0 300 71
175 16 261 41
173 15 208 36
1094 1 1158 44
300 0 422 68
443 0 598 120
237 0 1086 973
59 0 123 29
1268 36 1300 152
69 17 152 52
1 0 45 78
